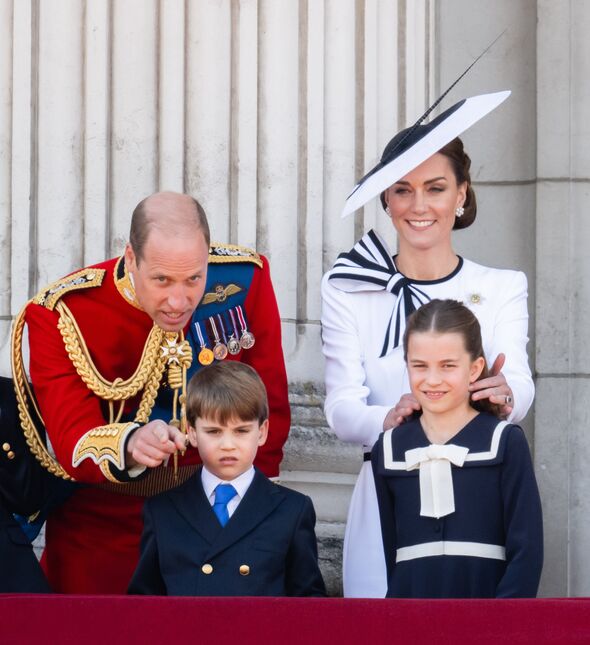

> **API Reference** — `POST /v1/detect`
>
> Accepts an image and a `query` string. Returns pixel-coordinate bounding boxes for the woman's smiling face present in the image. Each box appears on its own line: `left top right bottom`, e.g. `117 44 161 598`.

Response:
383 153 467 253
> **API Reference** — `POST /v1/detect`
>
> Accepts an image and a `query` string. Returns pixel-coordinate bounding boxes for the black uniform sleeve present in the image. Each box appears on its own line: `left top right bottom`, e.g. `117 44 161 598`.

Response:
284 496 327 597
0 376 58 516
496 425 543 598
371 435 396 594
127 502 167 595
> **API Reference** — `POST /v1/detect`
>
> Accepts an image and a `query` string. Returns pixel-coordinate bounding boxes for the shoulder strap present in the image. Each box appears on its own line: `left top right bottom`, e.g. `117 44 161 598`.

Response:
32 268 106 310
208 242 263 268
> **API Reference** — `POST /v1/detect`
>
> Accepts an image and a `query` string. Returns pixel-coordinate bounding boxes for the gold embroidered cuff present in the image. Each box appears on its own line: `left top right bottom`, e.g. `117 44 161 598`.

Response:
73 423 139 479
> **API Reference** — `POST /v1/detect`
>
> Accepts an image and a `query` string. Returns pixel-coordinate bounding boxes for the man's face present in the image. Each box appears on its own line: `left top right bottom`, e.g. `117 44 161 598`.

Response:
125 229 209 331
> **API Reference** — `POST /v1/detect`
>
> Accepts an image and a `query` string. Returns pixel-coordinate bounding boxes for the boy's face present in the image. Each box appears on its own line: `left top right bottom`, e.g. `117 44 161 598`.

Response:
188 415 268 481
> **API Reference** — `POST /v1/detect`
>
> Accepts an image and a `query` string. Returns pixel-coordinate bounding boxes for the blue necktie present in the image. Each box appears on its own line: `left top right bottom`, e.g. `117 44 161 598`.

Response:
213 483 237 527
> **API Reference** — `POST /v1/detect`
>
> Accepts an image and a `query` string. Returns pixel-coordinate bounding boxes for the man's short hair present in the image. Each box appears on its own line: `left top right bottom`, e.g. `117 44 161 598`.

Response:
186 362 269 427
129 192 210 262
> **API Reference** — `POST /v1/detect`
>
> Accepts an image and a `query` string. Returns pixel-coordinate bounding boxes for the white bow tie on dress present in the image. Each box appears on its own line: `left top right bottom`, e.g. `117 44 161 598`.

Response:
405 443 469 519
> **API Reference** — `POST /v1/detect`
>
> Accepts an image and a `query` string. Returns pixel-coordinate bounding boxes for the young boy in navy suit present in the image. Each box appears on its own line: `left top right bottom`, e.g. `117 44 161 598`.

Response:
128 361 326 596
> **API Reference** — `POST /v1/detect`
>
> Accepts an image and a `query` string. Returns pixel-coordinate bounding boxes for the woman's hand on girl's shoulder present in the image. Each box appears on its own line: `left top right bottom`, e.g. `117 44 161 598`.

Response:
384 393 420 430
468 353 514 419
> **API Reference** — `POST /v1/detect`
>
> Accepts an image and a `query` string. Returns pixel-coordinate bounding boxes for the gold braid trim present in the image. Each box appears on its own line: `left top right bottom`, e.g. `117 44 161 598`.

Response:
74 333 191 480
70 346 167 479
56 301 166 401
208 242 263 268
32 268 106 310
73 423 139 475
11 297 171 482
134 345 167 424
64 311 169 479
11 304 73 480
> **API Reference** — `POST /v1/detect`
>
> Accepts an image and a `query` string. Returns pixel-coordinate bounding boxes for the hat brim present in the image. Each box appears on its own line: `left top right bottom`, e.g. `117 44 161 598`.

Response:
341 90 511 218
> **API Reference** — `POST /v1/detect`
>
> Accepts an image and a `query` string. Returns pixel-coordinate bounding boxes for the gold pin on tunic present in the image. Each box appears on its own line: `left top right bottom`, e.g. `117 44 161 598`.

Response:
201 283 243 304
160 332 193 479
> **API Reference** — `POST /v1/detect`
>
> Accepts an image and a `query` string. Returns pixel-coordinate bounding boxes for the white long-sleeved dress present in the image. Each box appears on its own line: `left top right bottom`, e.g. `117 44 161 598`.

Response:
321 231 535 598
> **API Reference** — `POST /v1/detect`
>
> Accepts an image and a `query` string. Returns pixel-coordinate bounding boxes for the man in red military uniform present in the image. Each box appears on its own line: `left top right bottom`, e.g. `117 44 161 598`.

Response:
12 192 290 593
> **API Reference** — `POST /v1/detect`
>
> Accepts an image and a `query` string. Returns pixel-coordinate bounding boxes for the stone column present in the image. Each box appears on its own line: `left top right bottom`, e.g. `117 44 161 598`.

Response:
535 0 590 597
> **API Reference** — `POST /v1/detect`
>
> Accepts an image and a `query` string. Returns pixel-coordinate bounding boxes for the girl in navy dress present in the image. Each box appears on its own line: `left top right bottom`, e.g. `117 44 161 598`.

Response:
371 299 543 598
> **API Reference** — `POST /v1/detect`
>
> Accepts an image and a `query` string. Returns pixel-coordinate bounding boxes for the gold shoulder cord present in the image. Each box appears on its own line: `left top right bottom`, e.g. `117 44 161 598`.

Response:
56 301 165 410
11 304 72 480
11 298 192 484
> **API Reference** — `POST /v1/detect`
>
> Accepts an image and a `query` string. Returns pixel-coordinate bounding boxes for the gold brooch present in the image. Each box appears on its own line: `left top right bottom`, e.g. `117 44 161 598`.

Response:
160 335 191 366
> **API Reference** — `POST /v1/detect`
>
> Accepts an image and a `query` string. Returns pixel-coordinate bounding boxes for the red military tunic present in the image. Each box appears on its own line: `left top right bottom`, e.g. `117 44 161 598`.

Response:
23 249 290 594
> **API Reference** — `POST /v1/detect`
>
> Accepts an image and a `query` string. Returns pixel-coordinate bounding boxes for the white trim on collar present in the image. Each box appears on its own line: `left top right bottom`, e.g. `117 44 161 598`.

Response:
382 420 509 471
464 421 509 461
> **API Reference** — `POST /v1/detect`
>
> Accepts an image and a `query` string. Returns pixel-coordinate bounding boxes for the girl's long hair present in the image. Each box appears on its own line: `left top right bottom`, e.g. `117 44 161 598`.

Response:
403 299 502 418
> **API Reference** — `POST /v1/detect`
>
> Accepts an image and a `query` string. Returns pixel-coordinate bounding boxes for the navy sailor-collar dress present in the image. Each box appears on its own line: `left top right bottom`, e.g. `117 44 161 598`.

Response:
371 412 543 598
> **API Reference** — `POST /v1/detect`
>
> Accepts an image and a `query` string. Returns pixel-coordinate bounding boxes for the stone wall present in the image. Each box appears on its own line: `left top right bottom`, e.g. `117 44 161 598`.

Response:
281 383 360 596
8 0 590 598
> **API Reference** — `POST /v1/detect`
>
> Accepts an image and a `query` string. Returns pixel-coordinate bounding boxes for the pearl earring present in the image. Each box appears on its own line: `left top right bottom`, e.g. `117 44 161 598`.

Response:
455 206 464 218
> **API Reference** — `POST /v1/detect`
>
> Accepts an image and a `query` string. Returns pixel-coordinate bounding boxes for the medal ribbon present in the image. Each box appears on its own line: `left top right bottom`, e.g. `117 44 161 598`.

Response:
228 308 240 339
329 229 436 357
235 305 249 334
216 314 228 344
194 321 207 348
209 316 221 345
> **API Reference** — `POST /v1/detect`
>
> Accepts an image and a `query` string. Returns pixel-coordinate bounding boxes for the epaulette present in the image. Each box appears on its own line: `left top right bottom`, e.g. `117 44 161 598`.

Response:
208 242 263 268
31 268 106 310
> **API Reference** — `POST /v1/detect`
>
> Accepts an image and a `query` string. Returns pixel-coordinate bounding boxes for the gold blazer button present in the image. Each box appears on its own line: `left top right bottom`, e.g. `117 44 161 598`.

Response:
201 563 213 575
7 451 15 460
239 564 250 576
2 443 10 452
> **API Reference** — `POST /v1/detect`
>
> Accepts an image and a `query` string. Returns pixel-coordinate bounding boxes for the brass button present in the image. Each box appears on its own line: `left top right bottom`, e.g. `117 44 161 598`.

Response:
201 563 213 575
239 564 250 576
2 443 10 452
7 451 15 460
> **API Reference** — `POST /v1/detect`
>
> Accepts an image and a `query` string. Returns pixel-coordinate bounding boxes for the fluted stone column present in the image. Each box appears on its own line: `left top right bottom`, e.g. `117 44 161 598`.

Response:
534 0 590 597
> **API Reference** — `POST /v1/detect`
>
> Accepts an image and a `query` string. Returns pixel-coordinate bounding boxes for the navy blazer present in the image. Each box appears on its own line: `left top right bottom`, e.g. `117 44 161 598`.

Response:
128 468 326 597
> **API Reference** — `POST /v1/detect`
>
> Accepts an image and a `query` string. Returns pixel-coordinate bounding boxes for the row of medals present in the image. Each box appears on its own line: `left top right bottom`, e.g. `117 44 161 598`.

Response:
197 318 255 366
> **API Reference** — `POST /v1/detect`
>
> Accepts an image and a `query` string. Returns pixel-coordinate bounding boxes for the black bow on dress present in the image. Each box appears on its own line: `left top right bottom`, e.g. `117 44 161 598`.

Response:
328 229 433 357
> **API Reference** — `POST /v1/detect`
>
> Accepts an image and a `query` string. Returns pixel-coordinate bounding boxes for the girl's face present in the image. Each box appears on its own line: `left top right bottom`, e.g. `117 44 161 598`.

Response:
383 153 467 253
406 330 485 416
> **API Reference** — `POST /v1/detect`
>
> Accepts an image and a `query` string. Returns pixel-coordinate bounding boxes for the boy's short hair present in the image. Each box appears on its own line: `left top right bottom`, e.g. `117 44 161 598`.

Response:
186 361 269 427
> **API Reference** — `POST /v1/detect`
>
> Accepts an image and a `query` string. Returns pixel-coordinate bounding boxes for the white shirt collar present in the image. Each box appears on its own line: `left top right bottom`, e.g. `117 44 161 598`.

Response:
201 465 255 503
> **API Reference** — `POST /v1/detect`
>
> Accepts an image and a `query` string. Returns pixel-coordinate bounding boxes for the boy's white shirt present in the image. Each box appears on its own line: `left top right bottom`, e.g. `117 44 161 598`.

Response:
201 465 255 519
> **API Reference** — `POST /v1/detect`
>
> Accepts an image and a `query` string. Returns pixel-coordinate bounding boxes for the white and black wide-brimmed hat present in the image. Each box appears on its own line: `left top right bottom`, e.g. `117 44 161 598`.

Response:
341 90 510 218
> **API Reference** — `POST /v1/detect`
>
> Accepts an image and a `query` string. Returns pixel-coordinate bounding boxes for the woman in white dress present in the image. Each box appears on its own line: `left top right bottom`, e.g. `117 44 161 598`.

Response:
321 92 534 597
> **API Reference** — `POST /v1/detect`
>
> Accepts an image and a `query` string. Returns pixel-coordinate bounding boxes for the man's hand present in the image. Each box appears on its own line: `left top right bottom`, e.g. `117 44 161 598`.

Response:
126 420 188 469
383 393 421 430
469 353 514 418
